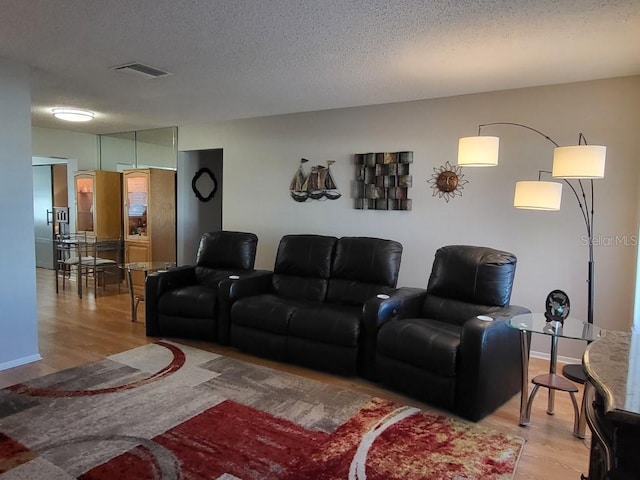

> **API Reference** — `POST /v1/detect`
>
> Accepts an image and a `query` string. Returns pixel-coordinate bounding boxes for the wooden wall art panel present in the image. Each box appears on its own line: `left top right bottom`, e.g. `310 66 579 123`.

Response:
353 151 413 210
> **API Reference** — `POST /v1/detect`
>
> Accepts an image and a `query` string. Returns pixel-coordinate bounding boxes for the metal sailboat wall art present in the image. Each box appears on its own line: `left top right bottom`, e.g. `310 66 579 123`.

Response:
290 158 341 202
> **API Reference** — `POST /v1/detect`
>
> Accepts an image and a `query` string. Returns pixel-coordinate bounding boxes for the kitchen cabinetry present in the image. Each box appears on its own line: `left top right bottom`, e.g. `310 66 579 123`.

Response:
123 168 176 295
74 170 122 238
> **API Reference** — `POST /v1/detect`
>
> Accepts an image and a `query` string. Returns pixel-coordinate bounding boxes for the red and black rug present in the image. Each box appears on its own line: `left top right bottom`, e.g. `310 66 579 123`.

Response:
0 341 524 479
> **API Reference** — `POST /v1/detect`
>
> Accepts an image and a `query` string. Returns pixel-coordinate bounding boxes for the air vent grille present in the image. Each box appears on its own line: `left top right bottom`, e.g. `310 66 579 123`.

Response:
111 62 171 78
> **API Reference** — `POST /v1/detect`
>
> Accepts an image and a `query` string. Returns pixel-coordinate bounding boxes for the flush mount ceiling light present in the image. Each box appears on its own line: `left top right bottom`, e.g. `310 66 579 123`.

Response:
52 108 95 122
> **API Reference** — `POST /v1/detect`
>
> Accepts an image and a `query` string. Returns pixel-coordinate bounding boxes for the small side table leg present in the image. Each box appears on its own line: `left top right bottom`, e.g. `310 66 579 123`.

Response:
547 334 559 415
525 384 542 421
77 261 82 298
519 330 531 426
569 391 581 437
133 296 142 322
576 381 590 439
126 268 136 322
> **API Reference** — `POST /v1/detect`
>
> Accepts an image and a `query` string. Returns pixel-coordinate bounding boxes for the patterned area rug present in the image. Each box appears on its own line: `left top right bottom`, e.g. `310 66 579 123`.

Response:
0 341 524 479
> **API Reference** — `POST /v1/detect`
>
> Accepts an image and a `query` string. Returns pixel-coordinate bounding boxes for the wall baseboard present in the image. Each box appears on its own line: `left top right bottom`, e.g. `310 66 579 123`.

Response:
530 350 580 365
0 353 42 372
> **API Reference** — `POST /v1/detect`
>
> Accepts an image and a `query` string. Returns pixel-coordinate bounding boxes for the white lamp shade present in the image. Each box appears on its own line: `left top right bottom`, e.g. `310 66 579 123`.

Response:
513 181 562 210
552 145 606 179
458 136 499 166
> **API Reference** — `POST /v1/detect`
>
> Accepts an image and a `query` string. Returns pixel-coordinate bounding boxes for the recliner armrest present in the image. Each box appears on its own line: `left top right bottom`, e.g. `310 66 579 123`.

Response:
217 270 273 345
155 266 198 295
456 304 531 420
359 287 426 379
391 287 428 320
144 266 197 337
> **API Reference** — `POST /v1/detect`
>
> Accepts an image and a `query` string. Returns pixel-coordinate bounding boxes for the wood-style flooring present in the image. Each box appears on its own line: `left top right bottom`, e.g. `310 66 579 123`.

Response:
0 269 591 479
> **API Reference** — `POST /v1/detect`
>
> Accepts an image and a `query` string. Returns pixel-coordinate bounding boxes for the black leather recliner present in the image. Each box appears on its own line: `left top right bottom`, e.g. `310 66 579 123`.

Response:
145 231 258 342
225 234 404 376
375 245 530 421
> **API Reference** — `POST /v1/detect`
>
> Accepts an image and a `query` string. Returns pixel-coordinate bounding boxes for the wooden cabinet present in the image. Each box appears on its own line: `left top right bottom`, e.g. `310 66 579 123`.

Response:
74 170 122 239
123 168 176 294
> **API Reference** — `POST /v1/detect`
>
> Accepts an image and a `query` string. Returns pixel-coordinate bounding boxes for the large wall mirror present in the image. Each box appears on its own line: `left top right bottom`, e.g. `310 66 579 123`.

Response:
99 127 177 171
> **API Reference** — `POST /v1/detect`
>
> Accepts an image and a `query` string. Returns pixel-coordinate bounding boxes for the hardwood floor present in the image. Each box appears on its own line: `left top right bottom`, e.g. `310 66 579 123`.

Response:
0 269 591 479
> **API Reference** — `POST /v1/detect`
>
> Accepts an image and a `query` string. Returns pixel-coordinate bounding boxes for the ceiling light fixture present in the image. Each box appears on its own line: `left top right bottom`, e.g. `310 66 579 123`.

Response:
52 108 95 122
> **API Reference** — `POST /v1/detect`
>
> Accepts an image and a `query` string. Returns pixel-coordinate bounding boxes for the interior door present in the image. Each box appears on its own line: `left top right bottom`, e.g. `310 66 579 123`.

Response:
33 165 54 269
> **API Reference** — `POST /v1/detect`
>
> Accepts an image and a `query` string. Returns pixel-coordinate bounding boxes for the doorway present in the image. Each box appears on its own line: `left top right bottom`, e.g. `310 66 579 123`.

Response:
32 158 72 269
177 149 223 265
33 165 55 269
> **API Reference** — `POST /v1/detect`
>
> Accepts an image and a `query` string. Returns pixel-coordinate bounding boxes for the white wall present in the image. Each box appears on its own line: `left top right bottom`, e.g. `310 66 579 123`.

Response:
99 133 135 171
180 76 640 359
0 58 40 370
136 140 176 169
32 126 99 171
32 127 99 233
100 128 177 171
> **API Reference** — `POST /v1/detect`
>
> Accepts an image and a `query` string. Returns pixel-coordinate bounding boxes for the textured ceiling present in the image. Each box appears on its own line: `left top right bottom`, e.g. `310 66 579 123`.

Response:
1 0 639 134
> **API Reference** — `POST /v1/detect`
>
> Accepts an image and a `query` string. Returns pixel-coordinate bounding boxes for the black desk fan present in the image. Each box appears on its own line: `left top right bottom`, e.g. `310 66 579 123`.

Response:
545 289 570 325
545 289 587 383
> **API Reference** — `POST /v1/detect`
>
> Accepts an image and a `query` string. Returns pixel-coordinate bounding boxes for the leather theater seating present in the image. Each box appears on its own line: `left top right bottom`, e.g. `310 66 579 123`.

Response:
375 245 530 421
145 231 258 342
226 234 404 376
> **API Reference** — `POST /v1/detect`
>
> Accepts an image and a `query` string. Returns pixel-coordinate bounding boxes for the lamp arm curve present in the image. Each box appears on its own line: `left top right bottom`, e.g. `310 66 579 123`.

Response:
478 122 560 147
484 122 593 238
482 122 597 324
564 179 592 236
479 121 595 243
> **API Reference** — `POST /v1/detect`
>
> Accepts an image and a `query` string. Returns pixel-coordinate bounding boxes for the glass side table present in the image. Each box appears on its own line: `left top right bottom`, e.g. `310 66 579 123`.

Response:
508 313 603 437
120 262 175 322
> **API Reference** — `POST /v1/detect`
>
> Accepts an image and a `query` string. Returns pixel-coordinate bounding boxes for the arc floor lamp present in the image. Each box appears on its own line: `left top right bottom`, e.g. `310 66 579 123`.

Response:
457 122 606 381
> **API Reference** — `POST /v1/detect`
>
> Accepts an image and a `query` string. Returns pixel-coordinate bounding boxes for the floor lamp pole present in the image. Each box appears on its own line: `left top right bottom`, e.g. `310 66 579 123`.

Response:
588 257 594 325
476 123 597 382
563 179 595 384
477 123 597 325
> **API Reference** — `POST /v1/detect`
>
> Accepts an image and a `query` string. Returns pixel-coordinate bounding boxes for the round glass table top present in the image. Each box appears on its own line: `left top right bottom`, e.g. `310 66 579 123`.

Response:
508 313 604 342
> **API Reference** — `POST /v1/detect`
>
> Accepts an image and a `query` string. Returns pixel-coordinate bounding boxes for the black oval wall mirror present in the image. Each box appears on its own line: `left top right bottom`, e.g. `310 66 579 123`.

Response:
192 167 218 202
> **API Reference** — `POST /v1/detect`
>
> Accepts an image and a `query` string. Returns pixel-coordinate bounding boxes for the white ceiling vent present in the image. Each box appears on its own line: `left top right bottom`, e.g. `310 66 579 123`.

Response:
110 62 171 79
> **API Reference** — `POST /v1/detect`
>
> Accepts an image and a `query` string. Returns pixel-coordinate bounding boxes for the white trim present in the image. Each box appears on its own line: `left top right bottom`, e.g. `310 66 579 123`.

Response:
0 354 42 372
530 350 580 365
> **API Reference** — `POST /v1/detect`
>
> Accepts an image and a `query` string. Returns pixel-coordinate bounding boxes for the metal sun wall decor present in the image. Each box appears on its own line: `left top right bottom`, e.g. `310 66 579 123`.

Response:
428 161 468 202
290 158 341 202
353 151 413 210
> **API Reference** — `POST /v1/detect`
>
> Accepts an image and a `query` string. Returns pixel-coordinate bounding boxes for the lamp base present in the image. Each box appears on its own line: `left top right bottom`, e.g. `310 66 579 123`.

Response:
562 363 586 384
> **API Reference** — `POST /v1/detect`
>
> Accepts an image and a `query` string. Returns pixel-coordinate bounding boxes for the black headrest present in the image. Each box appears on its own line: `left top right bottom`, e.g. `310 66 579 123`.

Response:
332 237 403 287
274 234 338 278
196 231 258 270
426 245 517 307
